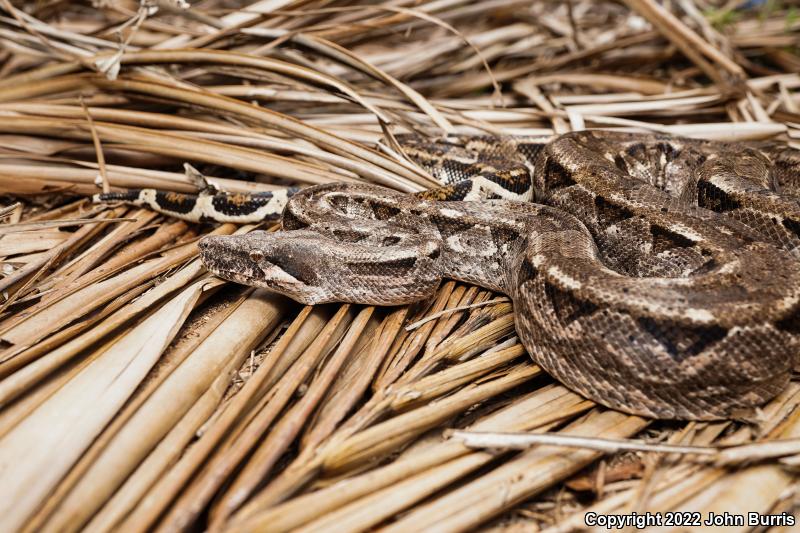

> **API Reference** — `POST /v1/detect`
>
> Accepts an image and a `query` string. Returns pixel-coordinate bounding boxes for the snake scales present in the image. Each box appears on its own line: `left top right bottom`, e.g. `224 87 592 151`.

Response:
100 131 800 420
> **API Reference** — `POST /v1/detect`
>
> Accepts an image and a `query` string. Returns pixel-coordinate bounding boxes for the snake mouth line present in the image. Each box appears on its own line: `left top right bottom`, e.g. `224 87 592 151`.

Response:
210 266 254 280
206 261 305 287
203 263 259 284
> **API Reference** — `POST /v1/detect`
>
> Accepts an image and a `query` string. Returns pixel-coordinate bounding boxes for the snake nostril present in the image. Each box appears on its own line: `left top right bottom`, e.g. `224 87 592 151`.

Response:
198 237 215 251
249 250 264 262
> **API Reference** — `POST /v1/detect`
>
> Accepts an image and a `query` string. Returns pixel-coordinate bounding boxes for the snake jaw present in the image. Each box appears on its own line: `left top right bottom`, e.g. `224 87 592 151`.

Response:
260 261 303 285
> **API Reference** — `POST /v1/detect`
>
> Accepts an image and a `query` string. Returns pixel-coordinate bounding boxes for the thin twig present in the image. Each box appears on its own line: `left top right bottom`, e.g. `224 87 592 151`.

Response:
405 297 510 331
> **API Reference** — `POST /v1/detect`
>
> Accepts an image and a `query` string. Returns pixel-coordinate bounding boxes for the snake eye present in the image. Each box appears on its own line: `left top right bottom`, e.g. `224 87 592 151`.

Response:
249 250 264 262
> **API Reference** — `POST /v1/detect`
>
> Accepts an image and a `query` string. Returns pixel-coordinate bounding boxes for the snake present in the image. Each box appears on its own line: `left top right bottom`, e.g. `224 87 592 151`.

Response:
97 131 800 420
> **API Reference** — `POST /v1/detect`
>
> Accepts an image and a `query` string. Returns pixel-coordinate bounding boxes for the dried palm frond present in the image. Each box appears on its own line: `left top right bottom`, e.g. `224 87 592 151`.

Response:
0 1 799 531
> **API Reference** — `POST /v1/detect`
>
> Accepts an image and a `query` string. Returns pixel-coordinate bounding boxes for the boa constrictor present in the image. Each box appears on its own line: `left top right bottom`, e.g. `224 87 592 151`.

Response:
99 131 800 420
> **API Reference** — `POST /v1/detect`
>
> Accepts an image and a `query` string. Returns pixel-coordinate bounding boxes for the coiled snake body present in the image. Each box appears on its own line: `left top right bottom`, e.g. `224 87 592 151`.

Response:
102 131 800 420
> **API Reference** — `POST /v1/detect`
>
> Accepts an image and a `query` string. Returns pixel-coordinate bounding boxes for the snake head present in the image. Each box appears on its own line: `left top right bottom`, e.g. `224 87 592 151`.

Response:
199 231 332 304
199 227 443 306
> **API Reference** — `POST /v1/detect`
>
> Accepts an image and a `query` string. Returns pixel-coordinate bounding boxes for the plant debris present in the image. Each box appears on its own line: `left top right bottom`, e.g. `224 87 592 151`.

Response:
0 0 799 531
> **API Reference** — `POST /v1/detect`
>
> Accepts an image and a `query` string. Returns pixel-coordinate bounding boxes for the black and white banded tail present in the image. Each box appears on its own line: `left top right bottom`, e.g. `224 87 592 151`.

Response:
93 188 300 223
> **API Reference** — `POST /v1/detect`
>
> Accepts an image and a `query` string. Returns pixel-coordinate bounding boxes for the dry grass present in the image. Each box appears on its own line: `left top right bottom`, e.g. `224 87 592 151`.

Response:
0 0 799 531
